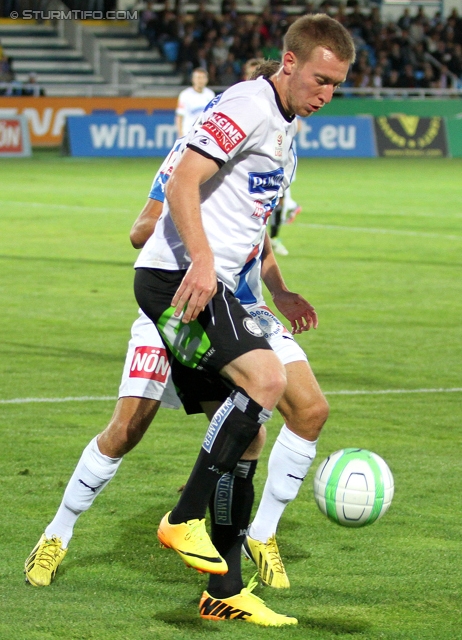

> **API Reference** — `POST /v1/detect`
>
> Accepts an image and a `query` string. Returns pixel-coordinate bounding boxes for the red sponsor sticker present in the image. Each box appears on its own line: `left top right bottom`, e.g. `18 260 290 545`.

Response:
0 119 23 154
129 346 170 382
202 112 246 153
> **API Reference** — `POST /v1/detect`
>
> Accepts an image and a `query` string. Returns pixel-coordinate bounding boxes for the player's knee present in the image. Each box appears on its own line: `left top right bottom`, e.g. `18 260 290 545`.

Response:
283 395 329 440
311 395 330 427
255 360 287 405
98 418 145 456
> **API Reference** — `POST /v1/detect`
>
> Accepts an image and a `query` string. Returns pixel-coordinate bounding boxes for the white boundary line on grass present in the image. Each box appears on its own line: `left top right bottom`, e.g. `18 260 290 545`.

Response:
0 201 132 214
1 388 461 404
298 223 462 241
0 396 117 404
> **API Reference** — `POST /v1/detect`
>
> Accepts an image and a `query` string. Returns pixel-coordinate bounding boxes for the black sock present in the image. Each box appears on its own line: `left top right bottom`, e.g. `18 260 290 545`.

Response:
169 390 270 524
270 204 282 238
206 459 258 599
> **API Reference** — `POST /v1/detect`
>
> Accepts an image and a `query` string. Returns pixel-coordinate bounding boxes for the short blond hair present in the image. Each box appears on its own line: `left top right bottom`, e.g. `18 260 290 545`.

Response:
284 14 356 65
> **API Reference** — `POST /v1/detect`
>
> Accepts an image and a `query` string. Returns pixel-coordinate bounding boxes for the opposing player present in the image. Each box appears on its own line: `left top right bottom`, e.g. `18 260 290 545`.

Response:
134 9 354 596
175 67 215 137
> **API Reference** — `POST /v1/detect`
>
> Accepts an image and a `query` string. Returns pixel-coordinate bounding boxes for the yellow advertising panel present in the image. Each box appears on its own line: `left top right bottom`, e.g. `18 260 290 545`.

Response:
0 97 177 146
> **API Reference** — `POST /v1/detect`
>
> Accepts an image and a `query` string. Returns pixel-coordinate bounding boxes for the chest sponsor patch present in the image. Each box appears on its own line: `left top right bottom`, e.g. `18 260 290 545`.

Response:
129 346 170 382
201 112 246 153
248 168 284 194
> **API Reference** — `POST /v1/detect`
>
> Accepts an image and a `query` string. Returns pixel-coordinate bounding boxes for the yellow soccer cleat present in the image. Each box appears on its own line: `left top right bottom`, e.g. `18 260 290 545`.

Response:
199 574 297 626
243 533 290 588
157 511 228 575
24 534 67 587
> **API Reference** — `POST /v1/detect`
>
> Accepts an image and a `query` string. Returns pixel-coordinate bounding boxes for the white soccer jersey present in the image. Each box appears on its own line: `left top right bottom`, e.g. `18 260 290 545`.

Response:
176 86 216 136
136 77 298 294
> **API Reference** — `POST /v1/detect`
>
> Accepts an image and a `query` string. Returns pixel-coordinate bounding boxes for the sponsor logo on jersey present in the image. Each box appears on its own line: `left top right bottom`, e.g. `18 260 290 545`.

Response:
251 194 278 222
201 112 246 153
251 200 273 223
248 168 284 194
129 346 170 382
243 316 264 337
198 136 210 146
275 131 284 158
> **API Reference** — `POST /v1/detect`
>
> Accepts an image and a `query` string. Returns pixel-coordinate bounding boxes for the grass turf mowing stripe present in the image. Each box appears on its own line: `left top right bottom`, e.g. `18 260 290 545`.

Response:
299 223 462 241
0 200 132 214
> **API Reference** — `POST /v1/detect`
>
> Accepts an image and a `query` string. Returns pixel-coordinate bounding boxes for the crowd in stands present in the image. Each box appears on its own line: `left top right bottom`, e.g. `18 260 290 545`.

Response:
1 2 462 93
136 1 462 89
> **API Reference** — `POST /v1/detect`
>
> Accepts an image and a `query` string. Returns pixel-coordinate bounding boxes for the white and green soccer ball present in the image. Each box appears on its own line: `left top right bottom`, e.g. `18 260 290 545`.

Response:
313 448 394 527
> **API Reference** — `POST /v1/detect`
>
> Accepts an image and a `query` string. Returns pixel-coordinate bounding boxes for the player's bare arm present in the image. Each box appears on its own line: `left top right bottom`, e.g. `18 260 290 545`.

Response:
261 232 318 334
165 148 220 323
175 114 184 137
130 198 163 249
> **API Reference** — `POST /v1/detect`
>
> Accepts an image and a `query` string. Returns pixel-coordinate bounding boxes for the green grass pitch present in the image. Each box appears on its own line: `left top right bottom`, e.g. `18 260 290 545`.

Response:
0 151 461 639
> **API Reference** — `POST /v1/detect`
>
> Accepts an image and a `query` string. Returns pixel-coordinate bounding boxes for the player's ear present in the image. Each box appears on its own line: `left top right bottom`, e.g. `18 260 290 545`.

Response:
282 51 297 75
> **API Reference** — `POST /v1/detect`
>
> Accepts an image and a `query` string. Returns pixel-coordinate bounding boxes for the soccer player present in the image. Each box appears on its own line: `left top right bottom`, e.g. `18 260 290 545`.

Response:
134 8 354 597
25 19 355 621
175 67 215 137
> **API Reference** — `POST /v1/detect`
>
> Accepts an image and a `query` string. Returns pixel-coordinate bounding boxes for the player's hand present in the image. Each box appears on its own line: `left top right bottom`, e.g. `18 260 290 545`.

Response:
171 259 217 323
272 290 318 334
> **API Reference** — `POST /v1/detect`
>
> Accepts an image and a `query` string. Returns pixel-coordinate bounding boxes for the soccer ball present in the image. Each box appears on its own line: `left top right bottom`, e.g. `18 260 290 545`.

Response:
313 448 394 527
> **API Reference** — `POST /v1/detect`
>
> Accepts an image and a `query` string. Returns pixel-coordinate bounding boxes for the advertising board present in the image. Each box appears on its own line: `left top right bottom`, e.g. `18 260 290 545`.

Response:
0 115 31 157
297 116 376 157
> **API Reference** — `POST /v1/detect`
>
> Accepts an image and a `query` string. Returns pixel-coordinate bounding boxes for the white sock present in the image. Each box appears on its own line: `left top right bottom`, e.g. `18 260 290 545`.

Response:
249 424 317 542
45 436 122 548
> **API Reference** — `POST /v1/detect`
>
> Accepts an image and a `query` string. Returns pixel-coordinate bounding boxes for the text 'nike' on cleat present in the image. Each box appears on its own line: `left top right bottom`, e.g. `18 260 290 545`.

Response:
199 573 297 626
24 534 67 587
157 511 228 575
243 533 290 588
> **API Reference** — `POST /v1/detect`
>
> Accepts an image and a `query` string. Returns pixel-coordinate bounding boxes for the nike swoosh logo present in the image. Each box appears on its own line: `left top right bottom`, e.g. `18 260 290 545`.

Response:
287 474 306 481
178 550 224 562
78 479 98 492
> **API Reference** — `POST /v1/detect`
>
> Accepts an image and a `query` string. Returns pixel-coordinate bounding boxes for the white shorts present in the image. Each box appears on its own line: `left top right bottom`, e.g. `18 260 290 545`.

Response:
118 304 307 404
118 310 181 408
